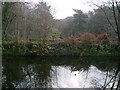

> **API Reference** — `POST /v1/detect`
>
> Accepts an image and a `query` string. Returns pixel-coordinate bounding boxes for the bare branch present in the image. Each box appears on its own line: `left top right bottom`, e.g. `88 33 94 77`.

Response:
91 2 117 33
116 1 120 13
112 1 119 34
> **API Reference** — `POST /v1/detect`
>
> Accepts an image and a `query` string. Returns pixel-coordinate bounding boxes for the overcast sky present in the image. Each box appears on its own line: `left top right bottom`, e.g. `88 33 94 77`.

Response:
30 0 110 19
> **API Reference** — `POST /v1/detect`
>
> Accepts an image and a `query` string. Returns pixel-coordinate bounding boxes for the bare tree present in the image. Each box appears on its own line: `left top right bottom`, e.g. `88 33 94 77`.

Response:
89 0 120 42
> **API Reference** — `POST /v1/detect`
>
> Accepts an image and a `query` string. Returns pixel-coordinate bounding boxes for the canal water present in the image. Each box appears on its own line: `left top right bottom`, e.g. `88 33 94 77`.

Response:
2 56 120 89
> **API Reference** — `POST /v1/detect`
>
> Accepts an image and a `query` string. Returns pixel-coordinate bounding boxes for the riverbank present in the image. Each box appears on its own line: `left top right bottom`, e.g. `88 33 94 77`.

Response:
2 42 120 56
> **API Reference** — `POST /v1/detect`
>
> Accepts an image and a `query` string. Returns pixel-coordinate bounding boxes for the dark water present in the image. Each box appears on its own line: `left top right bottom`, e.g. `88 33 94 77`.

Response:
2 56 120 89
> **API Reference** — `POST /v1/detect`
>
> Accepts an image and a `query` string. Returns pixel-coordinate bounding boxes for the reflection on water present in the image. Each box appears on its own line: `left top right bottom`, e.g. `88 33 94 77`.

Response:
2 56 120 89
50 66 107 88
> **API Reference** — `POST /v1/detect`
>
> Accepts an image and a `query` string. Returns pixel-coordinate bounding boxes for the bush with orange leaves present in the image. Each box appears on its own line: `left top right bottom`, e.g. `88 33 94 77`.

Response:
19 40 26 44
79 33 97 44
67 32 111 44
96 32 110 44
66 33 97 44
66 35 78 43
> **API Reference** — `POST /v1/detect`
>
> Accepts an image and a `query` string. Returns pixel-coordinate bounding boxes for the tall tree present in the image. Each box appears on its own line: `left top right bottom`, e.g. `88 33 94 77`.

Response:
2 2 54 42
55 17 73 39
31 2 53 42
72 9 88 36
89 0 120 41
2 2 16 41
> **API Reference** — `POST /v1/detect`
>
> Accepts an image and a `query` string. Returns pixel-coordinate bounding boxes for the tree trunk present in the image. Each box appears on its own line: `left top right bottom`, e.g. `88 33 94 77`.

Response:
118 12 120 42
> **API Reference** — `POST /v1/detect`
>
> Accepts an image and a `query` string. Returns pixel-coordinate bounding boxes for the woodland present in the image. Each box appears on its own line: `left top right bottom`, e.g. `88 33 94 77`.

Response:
2 1 120 56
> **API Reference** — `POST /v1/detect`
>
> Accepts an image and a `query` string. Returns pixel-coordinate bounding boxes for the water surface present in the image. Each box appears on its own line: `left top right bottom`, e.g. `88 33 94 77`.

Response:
2 56 120 88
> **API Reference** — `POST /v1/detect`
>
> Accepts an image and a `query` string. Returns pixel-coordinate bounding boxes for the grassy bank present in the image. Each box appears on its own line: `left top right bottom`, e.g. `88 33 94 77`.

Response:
2 42 120 56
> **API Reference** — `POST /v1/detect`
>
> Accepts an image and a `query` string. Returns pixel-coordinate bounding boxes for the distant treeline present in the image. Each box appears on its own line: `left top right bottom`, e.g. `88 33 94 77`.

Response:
2 1 120 56
2 1 120 42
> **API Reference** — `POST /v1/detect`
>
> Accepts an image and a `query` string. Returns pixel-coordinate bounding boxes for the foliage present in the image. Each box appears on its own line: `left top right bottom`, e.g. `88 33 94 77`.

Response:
2 2 54 43
54 17 74 39
2 41 120 56
96 32 110 44
79 33 97 44
72 9 88 36
54 3 120 42
2 1 120 57
66 32 111 44
67 35 78 43
2 2 16 41
47 28 61 40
